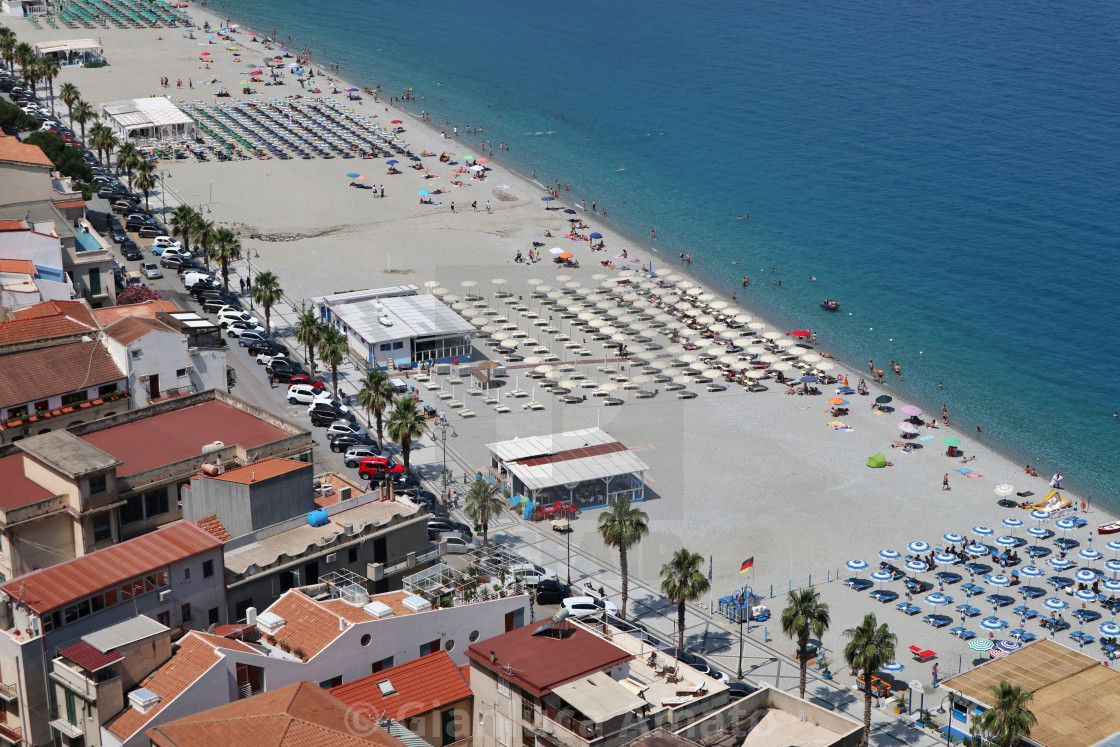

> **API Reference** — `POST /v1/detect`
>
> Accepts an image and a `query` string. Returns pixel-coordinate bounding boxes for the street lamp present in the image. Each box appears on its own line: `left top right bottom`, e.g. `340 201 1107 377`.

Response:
435 418 455 499
566 526 572 586
159 169 169 215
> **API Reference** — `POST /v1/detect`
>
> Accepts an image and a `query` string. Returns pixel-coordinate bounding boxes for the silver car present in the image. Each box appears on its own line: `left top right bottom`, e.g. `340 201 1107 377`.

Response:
140 261 163 279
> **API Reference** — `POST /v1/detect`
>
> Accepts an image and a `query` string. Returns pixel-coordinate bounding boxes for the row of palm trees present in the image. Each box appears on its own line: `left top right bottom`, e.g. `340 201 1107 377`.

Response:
0 30 101 144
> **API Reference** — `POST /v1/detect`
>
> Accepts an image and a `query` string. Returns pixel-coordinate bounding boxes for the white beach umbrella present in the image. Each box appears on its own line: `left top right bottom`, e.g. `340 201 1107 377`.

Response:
527 278 545 285
491 277 508 285
800 352 823 364
757 354 780 364
555 274 572 282
500 339 519 349
709 300 729 310
664 273 683 282
745 345 767 355
591 273 608 281
491 331 510 341
431 286 450 297
773 361 798 372
696 293 716 303
678 354 699 364
424 279 442 289
761 330 782 340
815 361 836 371
748 321 768 330
676 280 695 290
442 294 461 303
708 323 729 334
522 356 543 365
470 316 490 327
718 354 741 367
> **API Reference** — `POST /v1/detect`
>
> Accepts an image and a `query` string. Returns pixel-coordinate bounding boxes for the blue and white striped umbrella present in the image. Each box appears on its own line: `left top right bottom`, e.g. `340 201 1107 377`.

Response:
1101 622 1120 637
879 549 901 561
1075 569 1098 583
1080 548 1103 561
973 526 995 537
1056 517 1079 531
846 559 869 571
935 552 957 564
1020 565 1045 578
1049 557 1074 570
1075 589 1097 602
908 541 931 554
926 592 954 606
1107 540 1120 554
943 533 965 544
1027 527 1052 538
1104 579 1120 592
995 536 1018 547
1107 560 1120 573
998 639 1022 652
980 617 1005 630
871 570 895 583
1002 517 1024 529
881 661 904 672
906 560 930 573
1044 597 1069 610
988 575 1013 587
1030 510 1051 522
966 544 990 556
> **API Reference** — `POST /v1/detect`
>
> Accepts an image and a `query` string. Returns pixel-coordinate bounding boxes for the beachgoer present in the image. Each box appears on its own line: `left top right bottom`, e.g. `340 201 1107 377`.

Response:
743 277 749 287
450 202 455 213
1051 473 1062 488
943 474 950 491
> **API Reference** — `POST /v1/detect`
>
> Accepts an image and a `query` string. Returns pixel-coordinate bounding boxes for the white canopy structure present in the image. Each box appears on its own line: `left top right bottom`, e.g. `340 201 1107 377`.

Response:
100 98 195 144
34 39 104 65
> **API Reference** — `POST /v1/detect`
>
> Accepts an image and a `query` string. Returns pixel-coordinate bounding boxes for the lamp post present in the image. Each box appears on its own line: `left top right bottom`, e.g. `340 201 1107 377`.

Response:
566 525 572 586
736 608 745 679
158 169 169 215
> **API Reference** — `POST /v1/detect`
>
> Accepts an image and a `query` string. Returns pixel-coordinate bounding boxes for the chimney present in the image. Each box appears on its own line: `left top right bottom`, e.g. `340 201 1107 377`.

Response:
339 616 346 632
246 607 258 627
489 650 497 664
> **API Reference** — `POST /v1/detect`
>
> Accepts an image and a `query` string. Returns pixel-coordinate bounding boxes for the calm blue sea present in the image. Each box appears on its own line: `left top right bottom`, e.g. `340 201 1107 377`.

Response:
211 0 1120 507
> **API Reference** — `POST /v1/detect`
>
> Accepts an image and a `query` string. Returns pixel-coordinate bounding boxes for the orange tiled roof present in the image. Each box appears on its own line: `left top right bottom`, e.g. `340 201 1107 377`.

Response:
0 220 28 232
145 681 401 747
103 315 174 346
0 259 36 275
208 457 309 485
331 651 473 723
0 299 100 347
52 199 86 210
0 340 124 410
0 135 52 167
265 591 351 660
194 514 232 542
11 299 98 326
320 591 413 622
92 300 179 326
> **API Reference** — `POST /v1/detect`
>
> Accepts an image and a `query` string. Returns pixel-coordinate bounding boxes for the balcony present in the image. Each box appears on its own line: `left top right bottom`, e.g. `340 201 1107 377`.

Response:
543 703 601 741
0 722 21 744
49 718 83 739
0 682 16 701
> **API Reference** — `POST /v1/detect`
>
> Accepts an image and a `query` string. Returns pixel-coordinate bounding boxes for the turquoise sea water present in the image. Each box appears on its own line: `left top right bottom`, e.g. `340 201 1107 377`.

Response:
211 0 1120 506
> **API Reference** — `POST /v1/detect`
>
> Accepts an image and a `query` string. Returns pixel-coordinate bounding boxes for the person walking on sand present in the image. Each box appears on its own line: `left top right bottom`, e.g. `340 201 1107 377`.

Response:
943 473 950 491
486 201 492 213
450 202 455 213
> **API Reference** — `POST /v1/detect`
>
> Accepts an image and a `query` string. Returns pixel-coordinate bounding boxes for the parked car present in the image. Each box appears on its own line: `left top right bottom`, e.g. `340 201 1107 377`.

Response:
330 433 377 452
535 579 573 605
121 242 143 261
159 255 187 269
286 384 332 405
562 597 620 620
287 374 326 389
110 226 127 243
137 225 162 238
159 248 191 262
356 457 402 481
307 401 354 422
427 517 472 539
310 410 338 428
325 421 369 442
368 471 421 490
232 329 271 345
111 199 138 214
217 310 255 327
266 360 305 379
194 289 225 303
139 261 162 279
509 563 558 588
225 320 265 337
256 352 293 367
270 365 306 384
438 531 481 554
248 340 287 357
343 446 385 468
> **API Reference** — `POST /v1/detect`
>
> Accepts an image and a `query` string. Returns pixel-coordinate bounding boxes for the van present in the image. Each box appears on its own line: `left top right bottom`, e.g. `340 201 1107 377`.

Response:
182 272 213 287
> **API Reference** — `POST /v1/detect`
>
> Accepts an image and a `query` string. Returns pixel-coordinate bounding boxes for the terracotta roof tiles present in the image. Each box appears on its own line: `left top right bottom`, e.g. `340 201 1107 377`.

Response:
0 135 53 167
0 299 100 347
330 651 473 722
58 640 124 672
103 315 174 345
0 453 55 510
52 199 86 210
208 457 309 485
0 259 36 274
194 514 232 542
0 340 124 410
92 300 179 326
265 591 350 659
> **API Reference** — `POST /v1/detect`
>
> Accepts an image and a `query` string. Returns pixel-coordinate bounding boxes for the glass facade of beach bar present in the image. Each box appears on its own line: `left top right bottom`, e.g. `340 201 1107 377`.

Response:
100 98 196 145
487 428 648 511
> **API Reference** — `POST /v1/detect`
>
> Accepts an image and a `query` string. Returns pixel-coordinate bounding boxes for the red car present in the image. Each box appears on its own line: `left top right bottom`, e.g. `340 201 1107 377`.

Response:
288 374 326 390
357 457 404 481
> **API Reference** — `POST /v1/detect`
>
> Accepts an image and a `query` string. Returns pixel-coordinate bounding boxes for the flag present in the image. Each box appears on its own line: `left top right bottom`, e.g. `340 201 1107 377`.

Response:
708 555 713 581
739 556 754 573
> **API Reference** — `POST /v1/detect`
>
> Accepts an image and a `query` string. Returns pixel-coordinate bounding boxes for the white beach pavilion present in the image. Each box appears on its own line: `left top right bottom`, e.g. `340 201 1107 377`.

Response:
33 39 105 66
99 97 196 144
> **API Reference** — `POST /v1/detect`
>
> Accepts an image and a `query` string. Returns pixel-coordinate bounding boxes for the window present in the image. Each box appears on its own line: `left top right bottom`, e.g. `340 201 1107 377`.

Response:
497 678 510 698
208 607 220 626
319 675 343 688
522 696 535 723
98 383 117 397
144 487 169 518
234 599 252 623
371 656 393 673
6 405 27 420
88 268 101 296
92 513 112 542
130 349 142 360
420 638 440 656
180 603 192 622
88 474 107 495
120 495 143 525
183 567 191 582
157 611 170 627
360 634 372 647
236 663 264 699
33 400 49 413
444 638 456 652
469 630 480 643
61 390 89 406
522 726 535 747
176 368 188 378
203 559 214 578
348 547 358 564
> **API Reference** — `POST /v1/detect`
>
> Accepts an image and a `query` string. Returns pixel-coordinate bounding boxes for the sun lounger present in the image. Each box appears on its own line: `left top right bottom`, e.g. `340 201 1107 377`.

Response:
1019 631 1037 644
896 602 921 615
870 589 899 603
923 615 952 629
675 682 708 696
949 626 966 638
955 604 981 617
909 646 937 662
958 629 977 640
1012 605 1038 620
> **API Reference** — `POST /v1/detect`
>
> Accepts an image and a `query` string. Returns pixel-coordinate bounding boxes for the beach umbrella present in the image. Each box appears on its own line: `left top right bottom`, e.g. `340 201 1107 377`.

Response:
900 405 923 417
988 575 1012 587
898 423 919 434
1080 548 1103 561
1030 510 1051 522
590 232 603 239
1019 565 1044 578
828 397 848 405
934 552 957 564
1048 557 1073 570
355 175 369 181
815 361 836 372
549 247 564 255
417 189 430 195
973 526 994 537
1107 560 1120 573
799 375 820 384
1027 527 1052 539
1075 589 1097 602
906 560 929 573
908 541 931 554
1101 622 1120 637
943 437 961 447
1056 517 1079 531
870 570 894 583
386 159 398 165
995 484 1015 497
881 661 904 673
980 617 1005 631
846 559 869 571
879 549 901 562
995 536 1018 548
1105 579 1120 592
968 638 995 651
925 592 953 606
1076 569 1099 583
998 639 1022 652
1108 541 1120 555
943 533 965 544
391 119 403 124
874 394 893 404
1002 517 1024 530
966 543 989 556
541 195 555 201
346 172 360 178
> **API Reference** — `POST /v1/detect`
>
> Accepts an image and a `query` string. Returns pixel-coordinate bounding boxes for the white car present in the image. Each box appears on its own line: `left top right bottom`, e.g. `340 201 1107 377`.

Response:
160 248 191 262
439 531 481 554
562 596 619 620
256 352 296 367
286 384 333 405
217 310 256 328
325 421 368 441
152 236 180 248
509 563 558 588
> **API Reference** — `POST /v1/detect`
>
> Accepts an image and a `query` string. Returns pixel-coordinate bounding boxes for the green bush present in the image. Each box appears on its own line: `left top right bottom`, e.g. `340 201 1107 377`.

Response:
0 99 42 136
23 131 93 183
84 61 103 68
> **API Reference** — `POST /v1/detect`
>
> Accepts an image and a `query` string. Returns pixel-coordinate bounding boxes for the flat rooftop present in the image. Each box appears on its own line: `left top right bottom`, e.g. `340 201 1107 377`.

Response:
488 428 649 491
330 292 473 347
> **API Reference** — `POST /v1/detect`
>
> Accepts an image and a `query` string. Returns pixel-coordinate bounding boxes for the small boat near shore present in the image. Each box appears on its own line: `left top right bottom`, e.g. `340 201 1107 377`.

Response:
1098 521 1120 535
821 299 839 310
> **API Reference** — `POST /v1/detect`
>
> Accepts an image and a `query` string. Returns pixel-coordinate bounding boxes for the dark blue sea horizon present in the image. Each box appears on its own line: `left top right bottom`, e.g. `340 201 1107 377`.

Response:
211 0 1120 507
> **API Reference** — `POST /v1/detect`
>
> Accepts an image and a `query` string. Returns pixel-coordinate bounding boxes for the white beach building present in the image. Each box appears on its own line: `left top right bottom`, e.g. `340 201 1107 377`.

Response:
34 38 105 66
99 98 195 145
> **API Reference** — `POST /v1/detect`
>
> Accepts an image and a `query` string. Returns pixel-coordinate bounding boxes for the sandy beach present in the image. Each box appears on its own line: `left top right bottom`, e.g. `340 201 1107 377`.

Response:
9 5 1118 691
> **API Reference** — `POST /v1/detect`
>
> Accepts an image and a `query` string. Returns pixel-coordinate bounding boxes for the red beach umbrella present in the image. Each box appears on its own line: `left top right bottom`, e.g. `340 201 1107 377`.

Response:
391 119 403 124
791 330 811 338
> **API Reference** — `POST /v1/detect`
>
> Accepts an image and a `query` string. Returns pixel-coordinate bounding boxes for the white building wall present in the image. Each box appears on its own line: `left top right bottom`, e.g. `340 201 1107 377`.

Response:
0 227 66 278
105 330 194 406
189 347 228 395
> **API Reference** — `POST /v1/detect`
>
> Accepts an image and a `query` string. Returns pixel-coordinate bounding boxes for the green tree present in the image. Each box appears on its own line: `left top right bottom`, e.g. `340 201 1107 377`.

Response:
356 368 397 448
133 158 157 211
13 41 31 77
843 614 897 747
193 218 215 271
169 205 198 256
250 270 283 335
0 29 16 73
58 81 79 129
209 227 241 292
35 56 59 113
780 588 831 698
659 548 710 652
317 324 348 396
386 396 426 474
976 682 1036 747
464 479 504 548
294 309 321 373
115 141 141 187
70 98 95 144
597 496 648 620
89 122 118 166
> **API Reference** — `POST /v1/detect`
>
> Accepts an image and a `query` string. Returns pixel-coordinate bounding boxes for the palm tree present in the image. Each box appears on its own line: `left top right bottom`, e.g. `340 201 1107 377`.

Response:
251 270 283 335
317 324 348 396
209 227 241 291
36 56 59 113
356 368 397 447
386 396 426 474
133 159 157 211
59 82 80 129
0 31 16 74
13 41 31 74
659 548 710 652
194 218 215 271
70 99 95 144
843 614 897 747
464 479 504 548
169 205 198 255
115 141 141 186
780 588 831 698
295 309 321 373
976 682 1036 747
16 45 36 92
89 123 118 166
597 496 648 620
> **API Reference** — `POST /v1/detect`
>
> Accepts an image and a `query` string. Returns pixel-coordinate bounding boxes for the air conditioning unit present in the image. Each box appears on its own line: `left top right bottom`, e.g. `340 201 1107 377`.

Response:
158 589 171 602
326 553 337 564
